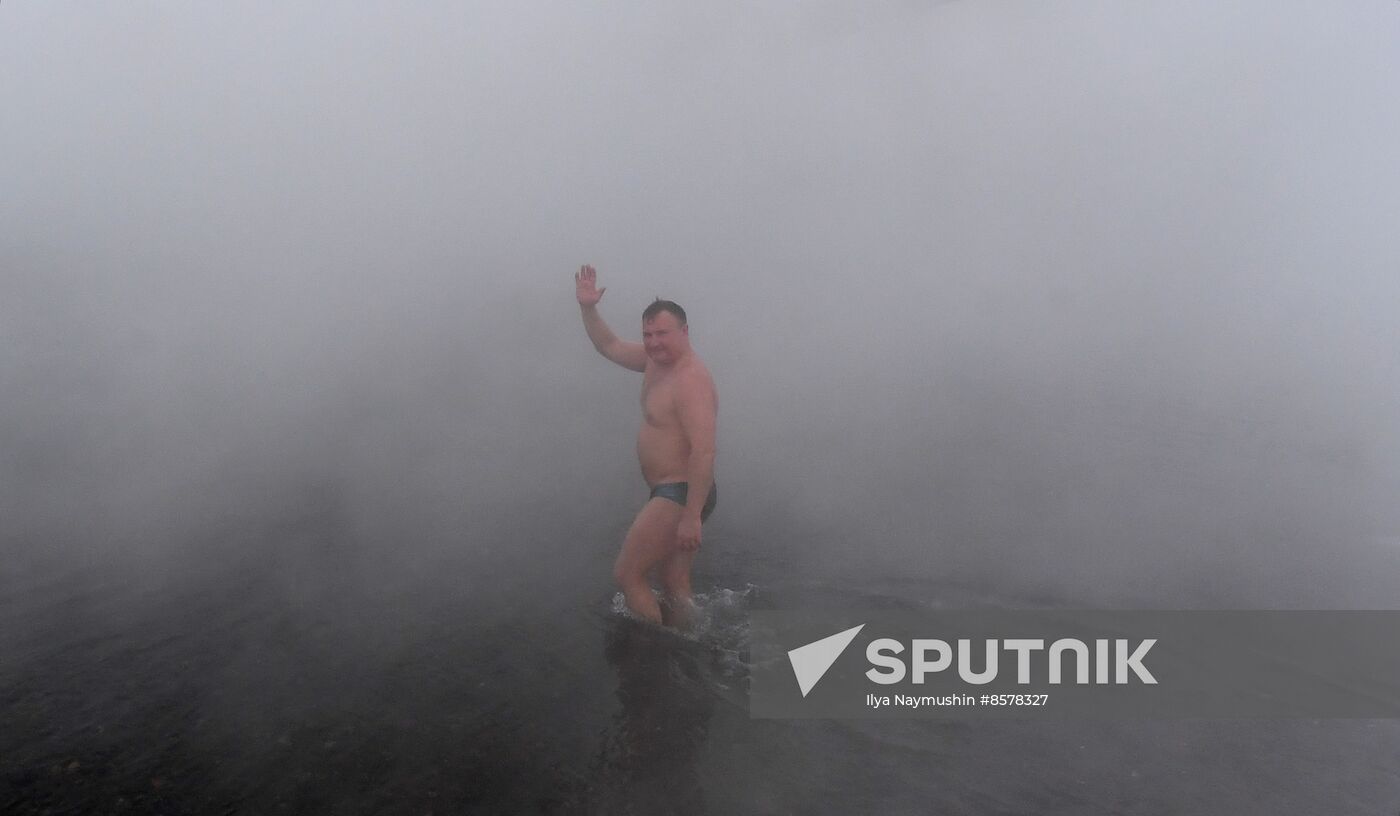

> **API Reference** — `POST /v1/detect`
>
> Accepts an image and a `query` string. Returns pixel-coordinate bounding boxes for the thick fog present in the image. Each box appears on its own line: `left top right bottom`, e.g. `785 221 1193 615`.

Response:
4 2 1398 607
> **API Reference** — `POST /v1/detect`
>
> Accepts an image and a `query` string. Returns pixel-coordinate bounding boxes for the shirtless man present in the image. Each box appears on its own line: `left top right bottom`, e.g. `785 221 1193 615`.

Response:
575 264 718 628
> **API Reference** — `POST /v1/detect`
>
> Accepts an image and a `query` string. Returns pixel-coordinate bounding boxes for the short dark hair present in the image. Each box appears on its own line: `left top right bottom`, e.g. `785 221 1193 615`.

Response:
642 299 687 325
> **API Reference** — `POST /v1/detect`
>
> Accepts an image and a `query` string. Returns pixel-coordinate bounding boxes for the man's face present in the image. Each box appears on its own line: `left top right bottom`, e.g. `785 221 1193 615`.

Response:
642 312 687 364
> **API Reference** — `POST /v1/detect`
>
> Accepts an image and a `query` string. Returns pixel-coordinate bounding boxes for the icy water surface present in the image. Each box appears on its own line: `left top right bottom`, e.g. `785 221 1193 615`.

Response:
4 492 1400 815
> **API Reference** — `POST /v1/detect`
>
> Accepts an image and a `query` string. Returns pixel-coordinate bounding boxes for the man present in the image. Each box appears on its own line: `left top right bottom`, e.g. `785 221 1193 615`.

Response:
575 264 718 628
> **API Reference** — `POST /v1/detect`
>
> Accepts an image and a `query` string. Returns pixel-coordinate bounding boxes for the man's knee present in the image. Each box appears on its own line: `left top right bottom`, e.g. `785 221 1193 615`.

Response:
613 559 640 588
658 560 692 595
614 548 656 589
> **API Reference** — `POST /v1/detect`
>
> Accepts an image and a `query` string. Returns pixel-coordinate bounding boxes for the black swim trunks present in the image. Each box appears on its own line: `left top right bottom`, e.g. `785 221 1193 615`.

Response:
649 482 718 522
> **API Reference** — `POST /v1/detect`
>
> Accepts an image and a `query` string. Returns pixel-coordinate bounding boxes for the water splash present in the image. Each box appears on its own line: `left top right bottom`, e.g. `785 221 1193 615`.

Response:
608 584 758 681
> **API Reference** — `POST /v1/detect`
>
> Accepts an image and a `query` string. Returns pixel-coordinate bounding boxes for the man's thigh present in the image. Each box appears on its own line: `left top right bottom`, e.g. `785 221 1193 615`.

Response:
615 497 683 579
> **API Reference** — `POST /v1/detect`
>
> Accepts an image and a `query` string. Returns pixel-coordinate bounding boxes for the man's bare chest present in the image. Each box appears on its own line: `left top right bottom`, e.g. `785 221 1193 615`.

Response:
640 374 679 427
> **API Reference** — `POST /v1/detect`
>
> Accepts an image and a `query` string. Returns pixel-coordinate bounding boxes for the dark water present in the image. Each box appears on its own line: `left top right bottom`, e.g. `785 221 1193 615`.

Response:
4 487 1399 816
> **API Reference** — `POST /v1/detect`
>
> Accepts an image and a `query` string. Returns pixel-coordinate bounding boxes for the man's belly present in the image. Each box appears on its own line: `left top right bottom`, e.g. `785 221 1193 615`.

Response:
637 424 690 486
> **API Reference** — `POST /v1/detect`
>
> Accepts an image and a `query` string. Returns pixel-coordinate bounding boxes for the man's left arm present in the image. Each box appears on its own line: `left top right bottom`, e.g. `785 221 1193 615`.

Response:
675 374 717 551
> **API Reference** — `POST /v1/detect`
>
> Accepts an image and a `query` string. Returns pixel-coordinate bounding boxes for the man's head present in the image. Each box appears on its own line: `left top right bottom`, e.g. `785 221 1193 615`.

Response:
642 299 686 326
641 299 690 365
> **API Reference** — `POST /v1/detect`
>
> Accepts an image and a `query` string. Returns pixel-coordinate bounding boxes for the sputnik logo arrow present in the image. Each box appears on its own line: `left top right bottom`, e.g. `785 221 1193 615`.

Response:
787 624 865 697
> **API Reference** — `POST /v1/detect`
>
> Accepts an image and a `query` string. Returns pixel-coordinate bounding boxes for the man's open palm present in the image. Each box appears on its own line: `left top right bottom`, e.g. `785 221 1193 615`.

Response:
575 264 605 306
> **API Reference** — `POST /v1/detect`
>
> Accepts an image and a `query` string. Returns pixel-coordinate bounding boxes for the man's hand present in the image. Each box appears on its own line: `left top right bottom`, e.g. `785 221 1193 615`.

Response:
575 264 606 307
676 515 702 552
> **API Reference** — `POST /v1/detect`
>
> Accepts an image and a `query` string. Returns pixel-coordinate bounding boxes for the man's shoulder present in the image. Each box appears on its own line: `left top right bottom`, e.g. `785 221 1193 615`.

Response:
674 358 716 413
678 355 714 387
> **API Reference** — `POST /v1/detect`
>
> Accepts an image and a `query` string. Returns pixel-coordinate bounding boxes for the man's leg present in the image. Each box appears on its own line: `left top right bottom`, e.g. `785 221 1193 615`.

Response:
613 498 683 625
657 548 697 630
658 484 713 629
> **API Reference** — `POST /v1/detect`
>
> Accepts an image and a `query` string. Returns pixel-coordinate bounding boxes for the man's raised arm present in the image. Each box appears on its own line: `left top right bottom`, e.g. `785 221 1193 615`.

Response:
576 265 647 373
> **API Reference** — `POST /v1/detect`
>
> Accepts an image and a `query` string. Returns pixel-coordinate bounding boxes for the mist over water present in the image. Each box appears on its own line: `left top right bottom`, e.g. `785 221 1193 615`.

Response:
4 2 1400 813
